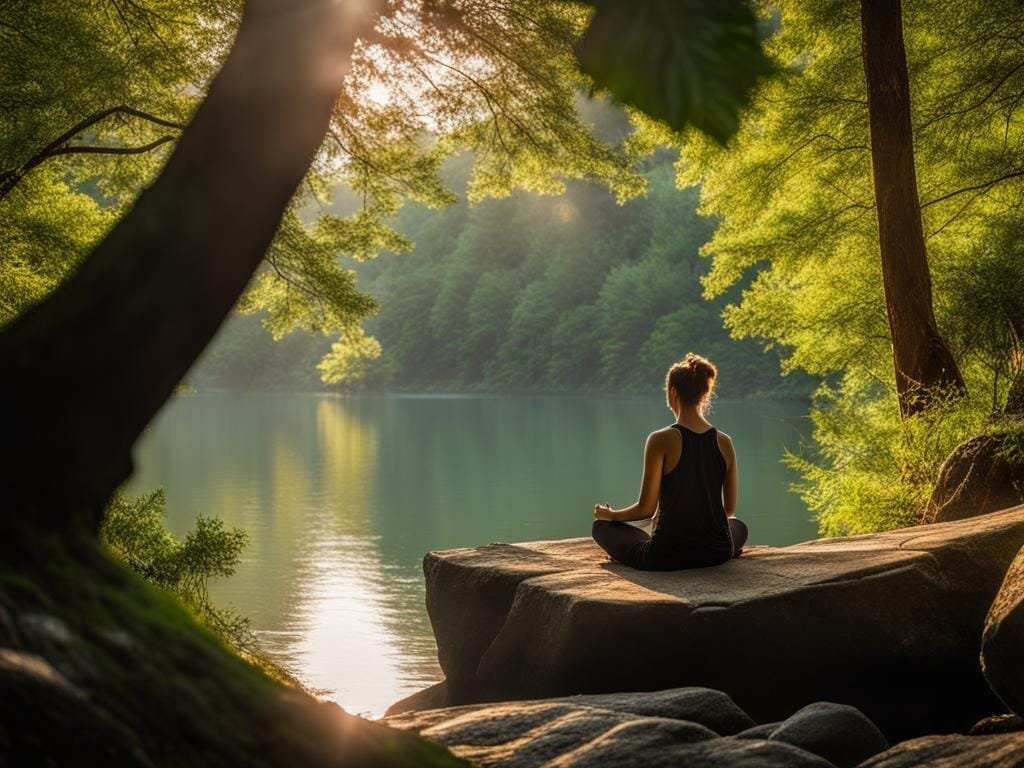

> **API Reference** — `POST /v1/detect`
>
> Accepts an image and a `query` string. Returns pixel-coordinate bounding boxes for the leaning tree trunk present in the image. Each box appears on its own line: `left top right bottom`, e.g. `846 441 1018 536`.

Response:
860 0 966 418
0 0 378 543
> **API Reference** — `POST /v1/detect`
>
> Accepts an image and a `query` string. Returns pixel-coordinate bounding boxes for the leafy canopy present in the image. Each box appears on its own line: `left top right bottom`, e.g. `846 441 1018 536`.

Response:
2 0 770 381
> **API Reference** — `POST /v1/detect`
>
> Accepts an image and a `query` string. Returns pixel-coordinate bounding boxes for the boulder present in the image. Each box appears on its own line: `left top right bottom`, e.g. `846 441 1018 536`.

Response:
924 432 1024 523
410 506 1024 740
856 732 1024 767
730 704 887 766
552 730 836 768
382 689 841 767
766 702 888 768
549 687 755 735
385 700 718 768
982 544 1024 716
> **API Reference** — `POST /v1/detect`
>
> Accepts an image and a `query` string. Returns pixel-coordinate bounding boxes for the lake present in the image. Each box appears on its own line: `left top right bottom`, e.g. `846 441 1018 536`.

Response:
127 392 818 718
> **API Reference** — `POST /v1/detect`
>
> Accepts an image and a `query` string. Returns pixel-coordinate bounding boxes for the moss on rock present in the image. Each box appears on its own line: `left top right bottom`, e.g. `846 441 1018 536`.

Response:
0 533 469 767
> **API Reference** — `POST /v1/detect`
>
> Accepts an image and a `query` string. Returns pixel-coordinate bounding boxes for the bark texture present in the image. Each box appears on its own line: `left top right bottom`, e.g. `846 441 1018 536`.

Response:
860 0 966 417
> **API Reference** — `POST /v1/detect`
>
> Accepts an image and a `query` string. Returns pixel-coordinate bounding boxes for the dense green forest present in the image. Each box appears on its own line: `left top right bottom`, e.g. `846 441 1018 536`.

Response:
191 153 812 398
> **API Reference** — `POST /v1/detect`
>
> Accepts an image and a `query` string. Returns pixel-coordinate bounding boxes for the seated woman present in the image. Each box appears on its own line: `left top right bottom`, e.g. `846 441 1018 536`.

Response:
592 353 748 570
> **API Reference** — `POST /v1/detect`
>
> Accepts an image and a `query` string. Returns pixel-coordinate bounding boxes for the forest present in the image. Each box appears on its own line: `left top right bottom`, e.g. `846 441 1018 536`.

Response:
194 151 812 398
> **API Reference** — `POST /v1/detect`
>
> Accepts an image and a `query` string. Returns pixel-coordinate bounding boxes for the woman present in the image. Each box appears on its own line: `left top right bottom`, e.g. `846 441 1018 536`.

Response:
592 353 748 570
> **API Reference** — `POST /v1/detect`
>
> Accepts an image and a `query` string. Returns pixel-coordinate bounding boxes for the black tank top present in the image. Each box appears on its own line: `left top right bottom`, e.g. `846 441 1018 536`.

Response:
650 423 733 563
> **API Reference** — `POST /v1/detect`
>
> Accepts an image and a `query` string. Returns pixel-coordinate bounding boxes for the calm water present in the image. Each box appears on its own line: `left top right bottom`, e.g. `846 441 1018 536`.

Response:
128 393 817 717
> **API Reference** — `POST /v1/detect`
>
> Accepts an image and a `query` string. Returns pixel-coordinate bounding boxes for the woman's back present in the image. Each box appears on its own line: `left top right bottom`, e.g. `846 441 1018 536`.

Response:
591 352 746 571
651 423 733 565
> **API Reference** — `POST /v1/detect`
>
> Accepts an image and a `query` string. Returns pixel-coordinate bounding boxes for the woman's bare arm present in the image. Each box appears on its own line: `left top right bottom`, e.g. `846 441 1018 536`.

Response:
718 431 738 517
594 432 663 522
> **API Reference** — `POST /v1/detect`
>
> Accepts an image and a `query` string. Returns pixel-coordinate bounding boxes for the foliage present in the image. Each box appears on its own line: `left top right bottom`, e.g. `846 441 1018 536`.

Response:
653 0 1024 531
994 422 1024 468
0 0 238 319
1 1 622 366
357 156 812 395
100 488 307 690
101 488 246 631
941 218 1024 408
1 0 775 383
192 156 814 397
318 326 383 385
785 382 987 535
577 0 773 143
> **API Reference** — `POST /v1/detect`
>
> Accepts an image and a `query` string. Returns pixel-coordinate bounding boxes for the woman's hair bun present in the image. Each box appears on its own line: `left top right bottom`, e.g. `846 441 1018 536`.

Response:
683 352 716 381
666 353 718 414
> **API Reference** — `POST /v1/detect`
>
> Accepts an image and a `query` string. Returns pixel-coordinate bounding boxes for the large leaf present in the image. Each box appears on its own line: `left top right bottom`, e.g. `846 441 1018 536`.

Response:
576 0 773 144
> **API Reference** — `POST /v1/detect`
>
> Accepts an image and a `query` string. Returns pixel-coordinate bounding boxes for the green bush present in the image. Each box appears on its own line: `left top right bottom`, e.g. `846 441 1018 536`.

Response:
785 381 988 536
101 489 311 692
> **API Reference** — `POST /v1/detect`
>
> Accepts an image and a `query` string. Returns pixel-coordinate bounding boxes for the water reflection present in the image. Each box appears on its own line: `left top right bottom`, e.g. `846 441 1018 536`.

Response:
129 393 816 717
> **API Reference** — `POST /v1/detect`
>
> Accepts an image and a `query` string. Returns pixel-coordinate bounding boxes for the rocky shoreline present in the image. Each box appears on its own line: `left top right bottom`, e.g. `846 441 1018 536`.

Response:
383 505 1024 767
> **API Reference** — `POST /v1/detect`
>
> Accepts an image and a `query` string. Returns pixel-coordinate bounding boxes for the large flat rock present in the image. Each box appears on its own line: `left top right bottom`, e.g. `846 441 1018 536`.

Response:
405 506 1024 741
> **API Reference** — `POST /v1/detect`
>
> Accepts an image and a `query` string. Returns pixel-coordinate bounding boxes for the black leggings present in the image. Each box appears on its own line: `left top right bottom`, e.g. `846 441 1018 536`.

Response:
592 518 748 571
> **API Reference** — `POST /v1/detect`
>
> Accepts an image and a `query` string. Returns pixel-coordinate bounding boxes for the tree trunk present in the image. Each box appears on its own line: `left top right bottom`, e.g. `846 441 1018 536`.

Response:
1008 377 1024 417
0 0 380 543
860 0 966 418
1006 317 1024 416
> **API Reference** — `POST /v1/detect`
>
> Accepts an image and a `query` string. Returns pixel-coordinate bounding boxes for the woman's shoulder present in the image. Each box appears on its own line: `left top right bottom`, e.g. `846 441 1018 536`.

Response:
647 425 678 441
645 425 684 449
715 430 736 464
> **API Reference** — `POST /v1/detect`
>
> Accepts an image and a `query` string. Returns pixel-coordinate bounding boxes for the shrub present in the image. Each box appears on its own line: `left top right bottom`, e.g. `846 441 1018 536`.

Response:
101 488 312 692
785 380 988 536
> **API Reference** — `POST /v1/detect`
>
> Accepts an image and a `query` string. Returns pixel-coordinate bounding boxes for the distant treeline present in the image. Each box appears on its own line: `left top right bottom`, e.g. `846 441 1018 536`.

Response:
191 159 813 399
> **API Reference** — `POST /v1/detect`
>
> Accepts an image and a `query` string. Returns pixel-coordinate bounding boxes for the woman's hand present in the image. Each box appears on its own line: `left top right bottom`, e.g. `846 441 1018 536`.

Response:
593 502 615 521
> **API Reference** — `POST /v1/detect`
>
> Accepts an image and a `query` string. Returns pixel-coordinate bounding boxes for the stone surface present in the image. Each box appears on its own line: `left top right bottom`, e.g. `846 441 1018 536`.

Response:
924 433 1024 523
969 713 1024 735
735 722 782 740
982 543 1024 717
857 732 1024 767
0 648 151 766
767 702 888 768
411 506 1024 740
550 687 755 735
382 689 840 767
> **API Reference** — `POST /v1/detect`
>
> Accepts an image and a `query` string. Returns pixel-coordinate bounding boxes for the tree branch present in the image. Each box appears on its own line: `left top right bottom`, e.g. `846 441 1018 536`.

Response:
48 136 177 158
920 167 1024 208
0 106 187 201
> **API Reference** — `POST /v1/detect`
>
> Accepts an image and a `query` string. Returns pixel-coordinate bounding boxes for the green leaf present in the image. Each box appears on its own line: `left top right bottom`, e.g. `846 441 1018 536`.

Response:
576 0 773 144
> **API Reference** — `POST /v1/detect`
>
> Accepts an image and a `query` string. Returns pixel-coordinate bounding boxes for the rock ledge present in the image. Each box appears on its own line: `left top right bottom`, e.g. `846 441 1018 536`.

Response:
400 506 1024 741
